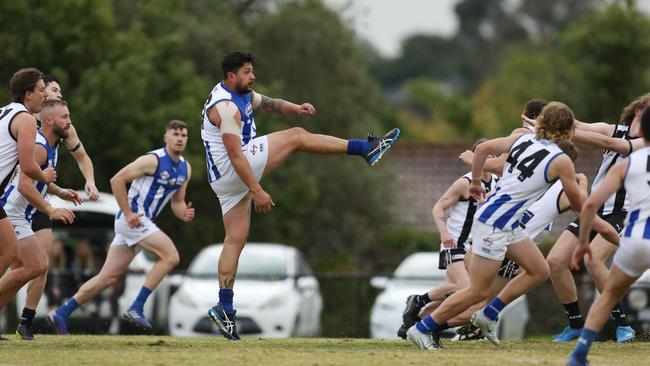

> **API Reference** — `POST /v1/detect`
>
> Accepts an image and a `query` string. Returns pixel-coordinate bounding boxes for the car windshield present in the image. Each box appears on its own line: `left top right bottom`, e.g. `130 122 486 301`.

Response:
189 247 288 280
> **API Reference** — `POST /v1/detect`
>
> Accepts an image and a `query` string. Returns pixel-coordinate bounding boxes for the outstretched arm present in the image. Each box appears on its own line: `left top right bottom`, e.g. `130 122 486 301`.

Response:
171 163 194 222
573 119 615 136
574 129 642 155
252 91 315 116
64 125 99 200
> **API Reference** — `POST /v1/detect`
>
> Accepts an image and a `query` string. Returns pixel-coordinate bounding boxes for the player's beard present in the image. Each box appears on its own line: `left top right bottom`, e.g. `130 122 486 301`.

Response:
53 125 69 139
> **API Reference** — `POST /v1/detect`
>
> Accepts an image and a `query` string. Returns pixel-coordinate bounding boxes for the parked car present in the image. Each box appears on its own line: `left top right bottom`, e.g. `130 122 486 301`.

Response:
623 269 650 334
168 243 323 338
369 252 530 340
13 191 178 334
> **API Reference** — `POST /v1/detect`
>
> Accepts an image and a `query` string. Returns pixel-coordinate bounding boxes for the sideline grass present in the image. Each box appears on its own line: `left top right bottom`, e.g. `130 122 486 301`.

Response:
0 335 647 365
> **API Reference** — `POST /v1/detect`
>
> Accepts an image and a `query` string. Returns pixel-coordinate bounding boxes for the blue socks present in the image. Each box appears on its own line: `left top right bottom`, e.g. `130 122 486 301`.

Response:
483 297 506 321
130 286 153 312
219 289 234 313
415 315 439 334
346 139 371 156
571 328 598 362
57 298 80 318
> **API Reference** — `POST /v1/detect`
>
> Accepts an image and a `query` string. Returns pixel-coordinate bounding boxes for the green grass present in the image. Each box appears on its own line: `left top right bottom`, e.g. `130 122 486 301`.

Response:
0 335 647 365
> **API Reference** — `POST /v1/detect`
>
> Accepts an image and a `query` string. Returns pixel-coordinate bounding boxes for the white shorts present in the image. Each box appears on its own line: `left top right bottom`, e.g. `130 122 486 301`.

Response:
9 215 34 240
110 213 160 247
471 221 529 261
210 135 269 215
613 237 650 278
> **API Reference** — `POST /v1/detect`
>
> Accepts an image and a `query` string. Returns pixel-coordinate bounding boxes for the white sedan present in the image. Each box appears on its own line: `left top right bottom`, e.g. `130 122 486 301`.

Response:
369 252 530 339
168 243 323 338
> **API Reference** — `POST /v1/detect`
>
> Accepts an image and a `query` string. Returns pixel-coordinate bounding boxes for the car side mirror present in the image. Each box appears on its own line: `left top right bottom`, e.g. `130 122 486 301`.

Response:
296 276 318 291
370 276 389 289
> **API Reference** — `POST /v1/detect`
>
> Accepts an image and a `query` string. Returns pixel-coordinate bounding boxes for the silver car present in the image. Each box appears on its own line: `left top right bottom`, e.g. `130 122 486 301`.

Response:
168 243 323 338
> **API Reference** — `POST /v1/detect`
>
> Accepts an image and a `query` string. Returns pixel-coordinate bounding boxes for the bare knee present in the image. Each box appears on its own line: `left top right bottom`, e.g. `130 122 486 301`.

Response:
164 250 180 268
546 254 567 274
287 127 309 147
530 261 551 282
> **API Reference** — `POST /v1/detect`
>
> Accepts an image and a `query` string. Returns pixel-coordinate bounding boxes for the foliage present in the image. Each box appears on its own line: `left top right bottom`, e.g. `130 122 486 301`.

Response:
0 0 395 272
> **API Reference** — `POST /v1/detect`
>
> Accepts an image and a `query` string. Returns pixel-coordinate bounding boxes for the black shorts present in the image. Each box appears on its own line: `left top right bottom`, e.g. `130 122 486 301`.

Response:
0 206 6 220
31 210 52 232
565 211 626 241
439 247 467 270
498 259 520 279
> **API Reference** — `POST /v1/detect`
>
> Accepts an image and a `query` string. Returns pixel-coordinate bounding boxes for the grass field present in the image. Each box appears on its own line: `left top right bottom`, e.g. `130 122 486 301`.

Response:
0 335 647 365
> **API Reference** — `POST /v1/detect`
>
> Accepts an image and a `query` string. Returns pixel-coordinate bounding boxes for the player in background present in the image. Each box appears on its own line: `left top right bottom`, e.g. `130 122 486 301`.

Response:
202 52 400 340
49 120 193 334
16 75 99 340
567 106 650 366
0 99 79 314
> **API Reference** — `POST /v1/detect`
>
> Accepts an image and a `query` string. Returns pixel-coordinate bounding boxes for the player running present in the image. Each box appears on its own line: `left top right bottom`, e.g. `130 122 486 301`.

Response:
49 120 194 334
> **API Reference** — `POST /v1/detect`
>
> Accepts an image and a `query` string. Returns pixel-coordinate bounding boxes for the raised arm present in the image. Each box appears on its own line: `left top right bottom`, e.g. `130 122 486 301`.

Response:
459 150 507 176
64 125 98 200
433 178 470 248
470 134 522 200
208 101 274 213
110 154 157 227
12 113 56 183
251 91 315 116
171 162 194 222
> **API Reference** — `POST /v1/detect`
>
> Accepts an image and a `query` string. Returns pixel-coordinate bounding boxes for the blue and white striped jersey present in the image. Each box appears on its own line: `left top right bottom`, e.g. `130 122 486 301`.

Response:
120 147 188 220
201 82 257 183
475 134 565 231
621 147 650 240
0 131 58 222
519 180 565 244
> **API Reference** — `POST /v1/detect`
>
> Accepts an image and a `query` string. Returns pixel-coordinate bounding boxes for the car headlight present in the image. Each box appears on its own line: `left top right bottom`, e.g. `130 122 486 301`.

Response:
627 289 648 311
175 290 198 308
259 294 288 310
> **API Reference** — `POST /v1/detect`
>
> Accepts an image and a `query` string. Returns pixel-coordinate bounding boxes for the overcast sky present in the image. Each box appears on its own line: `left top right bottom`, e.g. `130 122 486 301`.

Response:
323 0 650 58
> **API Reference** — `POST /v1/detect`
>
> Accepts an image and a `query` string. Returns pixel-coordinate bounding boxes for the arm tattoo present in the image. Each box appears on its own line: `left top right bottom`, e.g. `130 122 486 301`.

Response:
260 95 285 113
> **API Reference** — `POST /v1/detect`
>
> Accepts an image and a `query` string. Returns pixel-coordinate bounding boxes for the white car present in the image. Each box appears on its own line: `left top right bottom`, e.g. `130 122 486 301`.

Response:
13 192 176 333
168 243 323 338
369 252 530 340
